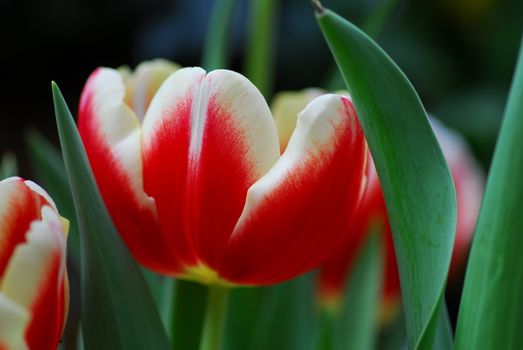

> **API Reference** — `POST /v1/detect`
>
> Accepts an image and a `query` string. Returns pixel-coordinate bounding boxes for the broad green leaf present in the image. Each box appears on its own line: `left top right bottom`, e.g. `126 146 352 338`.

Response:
244 0 278 97
334 230 383 350
0 151 17 179
201 0 236 70
316 6 457 349
170 280 207 350
455 37 523 349
52 82 170 350
140 269 170 325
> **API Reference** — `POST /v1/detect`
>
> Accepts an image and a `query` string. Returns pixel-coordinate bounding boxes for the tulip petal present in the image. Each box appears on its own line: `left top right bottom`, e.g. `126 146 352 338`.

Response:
142 68 280 271
120 59 181 121
0 206 67 350
271 89 324 152
0 178 49 278
0 294 29 350
221 94 367 284
79 68 175 273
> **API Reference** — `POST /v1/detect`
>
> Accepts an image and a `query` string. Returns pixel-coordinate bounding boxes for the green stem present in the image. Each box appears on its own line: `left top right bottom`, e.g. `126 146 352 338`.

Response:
0 151 17 179
314 309 335 350
201 0 236 70
199 285 230 350
244 0 278 98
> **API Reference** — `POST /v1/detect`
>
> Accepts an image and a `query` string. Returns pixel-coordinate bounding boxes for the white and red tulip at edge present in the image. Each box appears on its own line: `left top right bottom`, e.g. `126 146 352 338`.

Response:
0 177 69 350
78 60 368 286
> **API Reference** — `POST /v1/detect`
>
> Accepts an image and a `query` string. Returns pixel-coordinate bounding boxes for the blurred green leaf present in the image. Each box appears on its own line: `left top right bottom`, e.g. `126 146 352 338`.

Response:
244 0 278 98
25 130 80 263
455 37 523 350
316 6 457 349
0 151 17 179
52 82 170 350
254 275 316 350
223 287 262 350
201 0 236 70
324 0 398 91
361 0 398 39
170 280 207 350
379 311 407 350
334 230 383 350
225 274 315 350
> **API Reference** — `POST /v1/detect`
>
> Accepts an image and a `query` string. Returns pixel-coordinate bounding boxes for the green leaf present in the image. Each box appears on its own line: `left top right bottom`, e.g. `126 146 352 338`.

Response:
223 287 262 350
315 6 457 349
361 0 398 39
378 312 407 350
334 230 383 350
455 37 523 350
225 275 316 350
25 130 80 263
324 0 398 91
433 301 453 350
244 0 278 98
170 280 207 350
201 0 237 70
313 230 383 350
52 82 171 350
0 151 17 179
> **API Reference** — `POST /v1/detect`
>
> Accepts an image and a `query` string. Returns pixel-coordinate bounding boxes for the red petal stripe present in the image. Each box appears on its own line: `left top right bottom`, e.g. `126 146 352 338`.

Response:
24 239 66 350
0 179 47 278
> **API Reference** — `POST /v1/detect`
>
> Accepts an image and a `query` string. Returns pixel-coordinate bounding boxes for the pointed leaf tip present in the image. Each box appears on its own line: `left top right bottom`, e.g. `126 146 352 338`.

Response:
311 0 325 15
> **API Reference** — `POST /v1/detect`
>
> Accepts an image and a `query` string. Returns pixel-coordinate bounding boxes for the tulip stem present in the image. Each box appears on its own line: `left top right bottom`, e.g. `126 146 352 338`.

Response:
201 0 236 70
244 0 279 98
199 285 229 350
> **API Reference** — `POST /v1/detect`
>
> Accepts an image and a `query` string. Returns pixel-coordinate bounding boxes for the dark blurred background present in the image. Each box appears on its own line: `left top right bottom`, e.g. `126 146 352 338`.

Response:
1 0 522 170
0 0 522 328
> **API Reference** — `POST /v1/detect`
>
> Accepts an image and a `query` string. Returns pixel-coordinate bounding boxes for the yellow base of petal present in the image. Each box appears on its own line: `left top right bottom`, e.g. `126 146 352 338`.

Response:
181 264 237 287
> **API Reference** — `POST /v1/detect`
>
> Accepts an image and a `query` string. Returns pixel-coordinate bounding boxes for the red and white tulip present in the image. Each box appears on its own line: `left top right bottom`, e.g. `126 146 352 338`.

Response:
0 177 69 350
78 60 368 286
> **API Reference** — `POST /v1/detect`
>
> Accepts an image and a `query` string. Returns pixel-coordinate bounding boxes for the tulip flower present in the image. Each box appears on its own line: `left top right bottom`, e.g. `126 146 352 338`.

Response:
78 60 368 286
0 177 69 350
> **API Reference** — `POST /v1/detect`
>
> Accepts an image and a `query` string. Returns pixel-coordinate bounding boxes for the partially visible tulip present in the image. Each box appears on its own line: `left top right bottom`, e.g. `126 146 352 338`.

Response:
319 116 484 321
78 60 368 286
270 89 484 320
0 177 69 350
